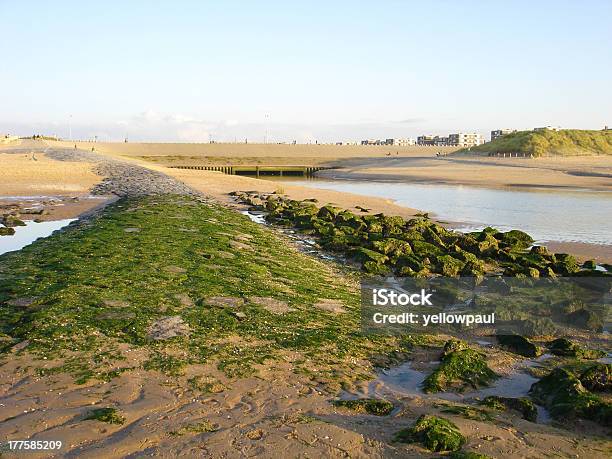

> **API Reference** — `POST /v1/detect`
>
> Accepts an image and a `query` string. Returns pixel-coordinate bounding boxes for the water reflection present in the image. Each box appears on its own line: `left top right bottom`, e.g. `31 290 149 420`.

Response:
0 219 75 256
273 179 612 245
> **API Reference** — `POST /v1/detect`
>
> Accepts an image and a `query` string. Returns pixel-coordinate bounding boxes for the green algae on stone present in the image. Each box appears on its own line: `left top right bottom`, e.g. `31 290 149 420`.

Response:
579 363 611 392
331 398 394 416
84 407 125 425
496 334 540 357
529 368 611 426
449 451 493 459
394 415 465 452
548 338 605 359
481 395 538 422
423 340 497 393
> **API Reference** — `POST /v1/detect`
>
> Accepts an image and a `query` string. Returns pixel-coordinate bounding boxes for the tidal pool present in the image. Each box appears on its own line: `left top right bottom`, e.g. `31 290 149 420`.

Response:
0 219 75 256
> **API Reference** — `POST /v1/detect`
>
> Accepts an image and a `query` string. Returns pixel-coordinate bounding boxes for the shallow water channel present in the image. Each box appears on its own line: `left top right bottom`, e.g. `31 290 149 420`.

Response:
267 178 612 245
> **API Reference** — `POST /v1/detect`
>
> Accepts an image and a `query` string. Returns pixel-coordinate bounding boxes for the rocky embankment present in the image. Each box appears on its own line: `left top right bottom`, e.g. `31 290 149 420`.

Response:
232 191 607 279
45 148 198 197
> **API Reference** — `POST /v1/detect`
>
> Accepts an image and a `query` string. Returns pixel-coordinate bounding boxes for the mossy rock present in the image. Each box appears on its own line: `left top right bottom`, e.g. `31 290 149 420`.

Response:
412 240 444 258
435 255 465 277
579 364 611 392
481 395 538 422
449 451 493 459
0 215 27 227
423 340 497 393
350 247 388 265
0 227 16 236
331 398 394 416
496 334 540 357
552 253 580 274
520 317 557 337
395 254 425 273
363 260 390 275
529 368 611 426
371 238 412 258
317 205 340 221
399 229 425 242
564 309 604 333
495 229 534 250
548 338 605 359
85 407 125 424
441 339 469 357
394 415 465 452
582 259 597 270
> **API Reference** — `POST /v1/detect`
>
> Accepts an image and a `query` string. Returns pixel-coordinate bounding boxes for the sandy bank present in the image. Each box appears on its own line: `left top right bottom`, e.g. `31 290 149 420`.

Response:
48 139 457 161
160 167 421 218
0 152 101 196
317 156 612 191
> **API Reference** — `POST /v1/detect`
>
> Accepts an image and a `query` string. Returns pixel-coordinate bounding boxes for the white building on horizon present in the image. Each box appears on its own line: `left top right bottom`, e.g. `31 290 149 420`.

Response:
448 133 485 147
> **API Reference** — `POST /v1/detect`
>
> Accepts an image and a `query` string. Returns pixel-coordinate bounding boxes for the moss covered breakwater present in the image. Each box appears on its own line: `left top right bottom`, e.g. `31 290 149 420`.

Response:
0 195 414 387
233 191 604 279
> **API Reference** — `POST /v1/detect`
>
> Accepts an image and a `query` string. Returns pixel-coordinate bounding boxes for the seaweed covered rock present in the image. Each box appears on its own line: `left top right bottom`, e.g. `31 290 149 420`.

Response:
449 452 492 459
371 238 412 258
423 340 497 393
582 259 597 270
481 395 538 422
495 229 534 251
496 333 540 357
435 255 465 277
0 227 16 236
564 309 604 333
394 415 465 452
317 205 340 222
548 338 605 359
331 398 394 416
552 253 580 275
579 364 611 392
529 368 611 426
0 215 26 227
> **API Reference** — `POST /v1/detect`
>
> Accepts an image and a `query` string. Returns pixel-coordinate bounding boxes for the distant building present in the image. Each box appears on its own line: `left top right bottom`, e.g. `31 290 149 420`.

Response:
448 133 485 148
417 135 436 146
361 139 387 145
534 126 561 132
491 129 516 142
385 138 416 146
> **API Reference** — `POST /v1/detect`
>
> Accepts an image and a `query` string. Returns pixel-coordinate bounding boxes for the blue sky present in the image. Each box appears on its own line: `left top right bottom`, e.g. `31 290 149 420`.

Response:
1 0 611 142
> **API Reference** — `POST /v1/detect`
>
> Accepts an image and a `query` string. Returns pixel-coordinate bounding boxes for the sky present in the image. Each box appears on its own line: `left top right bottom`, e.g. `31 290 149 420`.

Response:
1 0 611 143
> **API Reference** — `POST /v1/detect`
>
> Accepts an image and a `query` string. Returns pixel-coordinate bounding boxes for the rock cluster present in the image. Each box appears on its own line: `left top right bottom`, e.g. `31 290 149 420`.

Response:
233 192 604 279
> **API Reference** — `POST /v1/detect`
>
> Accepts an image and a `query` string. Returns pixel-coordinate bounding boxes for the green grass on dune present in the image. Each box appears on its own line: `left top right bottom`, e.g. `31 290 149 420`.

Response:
465 129 612 157
0 195 409 386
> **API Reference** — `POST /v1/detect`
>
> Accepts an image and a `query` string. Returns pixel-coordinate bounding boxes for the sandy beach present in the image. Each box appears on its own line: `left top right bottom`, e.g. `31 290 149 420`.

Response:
318 155 612 191
2 140 612 260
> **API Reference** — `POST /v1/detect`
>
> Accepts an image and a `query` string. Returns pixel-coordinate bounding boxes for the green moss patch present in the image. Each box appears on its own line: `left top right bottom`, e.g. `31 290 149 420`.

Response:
548 338 605 359
423 340 497 393
529 368 611 426
394 415 465 452
0 195 409 387
481 396 538 422
84 407 125 425
331 398 394 416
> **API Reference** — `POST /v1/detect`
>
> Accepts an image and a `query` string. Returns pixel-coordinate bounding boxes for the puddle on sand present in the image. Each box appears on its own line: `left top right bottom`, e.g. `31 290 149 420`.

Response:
358 359 551 423
0 219 75 256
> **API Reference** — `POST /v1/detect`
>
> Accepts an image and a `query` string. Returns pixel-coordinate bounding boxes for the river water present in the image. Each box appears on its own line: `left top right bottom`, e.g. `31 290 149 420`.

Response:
271 179 612 245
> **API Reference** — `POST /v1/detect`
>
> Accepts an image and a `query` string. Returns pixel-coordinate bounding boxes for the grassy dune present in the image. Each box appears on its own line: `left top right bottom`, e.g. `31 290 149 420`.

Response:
466 129 612 157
